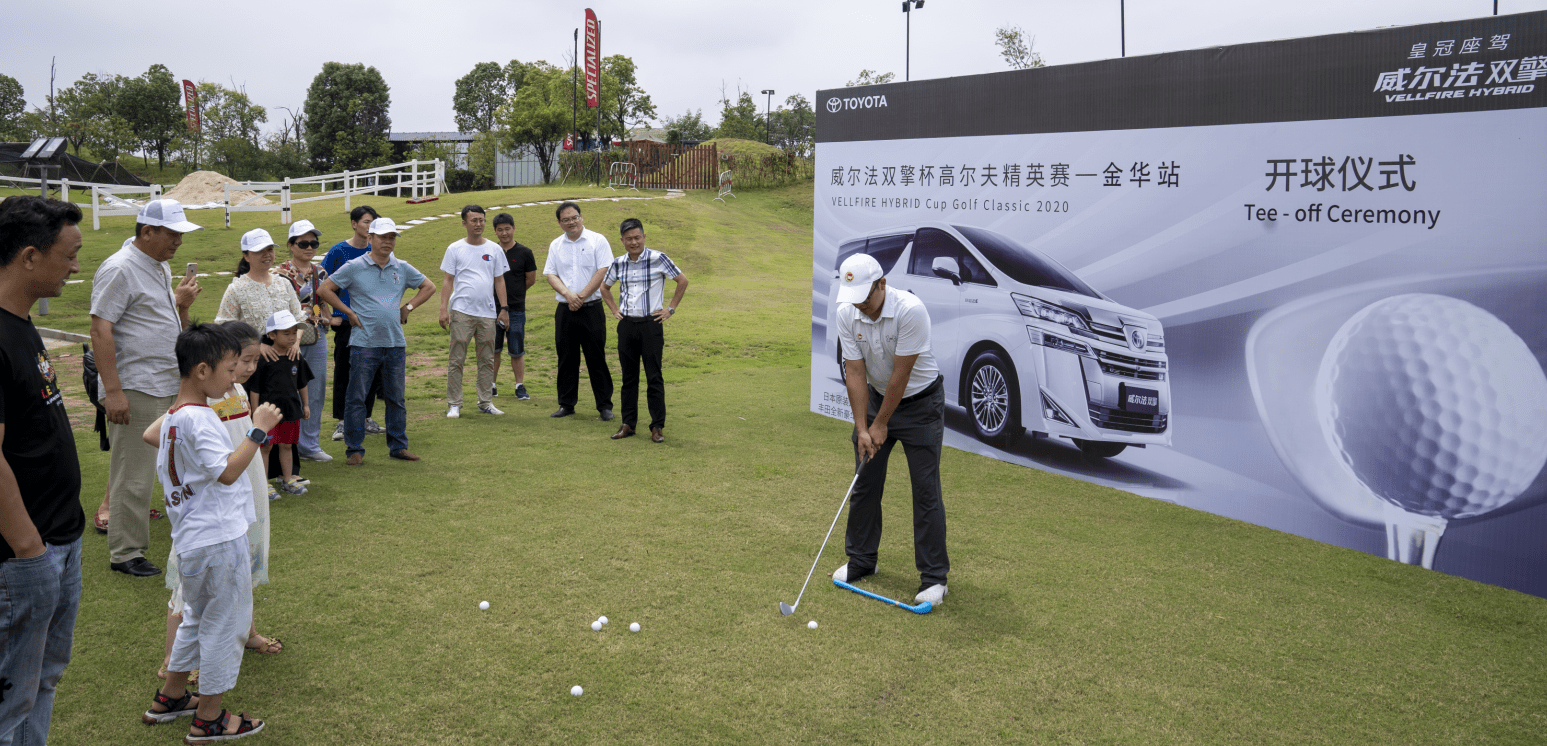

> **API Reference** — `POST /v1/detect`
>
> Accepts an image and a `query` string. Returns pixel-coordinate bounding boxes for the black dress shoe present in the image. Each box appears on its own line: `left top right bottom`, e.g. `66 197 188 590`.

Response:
110 557 162 577
551 407 575 418
599 409 615 421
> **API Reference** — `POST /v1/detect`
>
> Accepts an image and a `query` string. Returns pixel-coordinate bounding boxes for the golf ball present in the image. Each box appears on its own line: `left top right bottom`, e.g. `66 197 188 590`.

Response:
1317 294 1547 519
599 616 608 625
808 620 818 629
478 601 489 610
590 621 602 631
571 685 583 697
629 622 640 633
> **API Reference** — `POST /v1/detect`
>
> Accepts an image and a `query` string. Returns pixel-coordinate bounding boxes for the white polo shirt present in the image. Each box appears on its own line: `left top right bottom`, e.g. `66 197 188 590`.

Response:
542 228 613 303
836 286 939 398
440 238 510 318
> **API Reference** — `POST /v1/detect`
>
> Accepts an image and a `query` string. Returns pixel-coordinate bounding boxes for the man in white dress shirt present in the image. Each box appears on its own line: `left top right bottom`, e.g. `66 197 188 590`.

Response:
542 201 614 420
829 253 951 607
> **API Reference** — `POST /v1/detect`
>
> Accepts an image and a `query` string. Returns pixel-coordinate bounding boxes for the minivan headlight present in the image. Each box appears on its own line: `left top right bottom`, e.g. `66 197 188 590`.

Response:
1012 293 1090 331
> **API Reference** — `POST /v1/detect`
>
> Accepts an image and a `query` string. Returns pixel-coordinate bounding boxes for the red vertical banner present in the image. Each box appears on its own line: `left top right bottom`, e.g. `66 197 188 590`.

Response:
584 8 600 108
182 80 201 133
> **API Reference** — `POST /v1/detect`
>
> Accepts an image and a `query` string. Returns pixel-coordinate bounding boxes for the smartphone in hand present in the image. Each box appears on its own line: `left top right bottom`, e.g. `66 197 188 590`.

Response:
184 262 198 279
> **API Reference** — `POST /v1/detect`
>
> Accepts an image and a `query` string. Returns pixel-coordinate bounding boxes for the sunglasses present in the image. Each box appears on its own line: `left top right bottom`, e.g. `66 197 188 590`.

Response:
293 240 320 249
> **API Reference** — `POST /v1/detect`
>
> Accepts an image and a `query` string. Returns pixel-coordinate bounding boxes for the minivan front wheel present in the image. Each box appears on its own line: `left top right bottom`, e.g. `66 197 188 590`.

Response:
967 350 1017 446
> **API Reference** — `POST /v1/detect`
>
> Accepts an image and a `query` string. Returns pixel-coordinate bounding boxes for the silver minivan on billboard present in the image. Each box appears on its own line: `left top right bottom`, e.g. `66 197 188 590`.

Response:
825 223 1172 458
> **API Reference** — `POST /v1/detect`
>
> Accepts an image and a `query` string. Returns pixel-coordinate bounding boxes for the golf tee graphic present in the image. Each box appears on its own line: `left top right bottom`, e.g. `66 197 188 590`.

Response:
812 11 1547 596
1314 294 1547 569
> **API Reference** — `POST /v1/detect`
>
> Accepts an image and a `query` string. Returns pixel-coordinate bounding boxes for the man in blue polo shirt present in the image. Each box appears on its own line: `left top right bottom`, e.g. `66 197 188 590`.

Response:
319 205 385 440
316 217 437 466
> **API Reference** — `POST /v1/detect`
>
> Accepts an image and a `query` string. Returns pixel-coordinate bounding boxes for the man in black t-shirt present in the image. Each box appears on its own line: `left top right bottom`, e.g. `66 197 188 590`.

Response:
0 196 86 745
491 213 538 401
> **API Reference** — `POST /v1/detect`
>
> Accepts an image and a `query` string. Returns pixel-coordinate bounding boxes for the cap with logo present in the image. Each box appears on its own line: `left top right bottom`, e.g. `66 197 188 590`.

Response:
368 217 399 236
239 228 277 253
264 309 304 335
835 253 885 305
135 199 203 233
287 219 322 240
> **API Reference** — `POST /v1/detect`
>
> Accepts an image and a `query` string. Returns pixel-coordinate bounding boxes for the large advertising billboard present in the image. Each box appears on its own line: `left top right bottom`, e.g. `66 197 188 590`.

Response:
811 12 1547 597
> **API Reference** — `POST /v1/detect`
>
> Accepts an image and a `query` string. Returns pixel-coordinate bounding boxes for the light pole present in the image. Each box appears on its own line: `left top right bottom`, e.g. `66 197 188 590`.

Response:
1121 0 1126 57
761 89 775 144
902 0 924 82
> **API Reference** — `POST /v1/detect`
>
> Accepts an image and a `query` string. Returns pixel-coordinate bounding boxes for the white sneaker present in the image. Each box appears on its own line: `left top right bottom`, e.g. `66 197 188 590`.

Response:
331 423 345 441
479 404 504 415
447 405 461 419
915 584 948 606
298 450 333 462
832 563 850 582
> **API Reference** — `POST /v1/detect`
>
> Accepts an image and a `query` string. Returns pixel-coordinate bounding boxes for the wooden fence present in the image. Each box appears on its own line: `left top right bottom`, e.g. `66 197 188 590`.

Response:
628 142 719 190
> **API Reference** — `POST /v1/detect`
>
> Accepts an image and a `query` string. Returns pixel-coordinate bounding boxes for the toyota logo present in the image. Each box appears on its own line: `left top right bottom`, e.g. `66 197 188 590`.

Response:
827 97 842 113
1129 330 1145 350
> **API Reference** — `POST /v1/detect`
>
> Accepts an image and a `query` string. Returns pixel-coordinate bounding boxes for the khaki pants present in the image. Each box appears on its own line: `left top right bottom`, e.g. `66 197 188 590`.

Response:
108 389 174 564
447 310 497 408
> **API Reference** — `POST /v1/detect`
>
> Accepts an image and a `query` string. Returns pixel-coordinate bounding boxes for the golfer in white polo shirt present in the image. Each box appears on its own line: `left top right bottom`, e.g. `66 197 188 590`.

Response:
830 253 951 607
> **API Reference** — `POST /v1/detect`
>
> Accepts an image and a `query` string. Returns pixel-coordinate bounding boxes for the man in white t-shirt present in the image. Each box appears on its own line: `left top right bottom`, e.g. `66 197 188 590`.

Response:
830 253 951 607
438 205 510 418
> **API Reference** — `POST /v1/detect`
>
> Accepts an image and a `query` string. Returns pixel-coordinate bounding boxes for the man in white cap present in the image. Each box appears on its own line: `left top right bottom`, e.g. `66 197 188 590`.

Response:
316 217 436 466
829 252 951 607
89 199 202 577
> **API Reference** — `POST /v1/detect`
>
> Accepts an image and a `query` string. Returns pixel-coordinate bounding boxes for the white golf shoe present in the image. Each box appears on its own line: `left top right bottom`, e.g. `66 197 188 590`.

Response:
479 404 504 415
915 584 948 606
832 563 850 582
447 405 461 419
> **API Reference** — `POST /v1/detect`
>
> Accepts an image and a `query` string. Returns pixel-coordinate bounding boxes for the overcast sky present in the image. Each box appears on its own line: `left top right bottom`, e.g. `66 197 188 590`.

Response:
5 0 1544 136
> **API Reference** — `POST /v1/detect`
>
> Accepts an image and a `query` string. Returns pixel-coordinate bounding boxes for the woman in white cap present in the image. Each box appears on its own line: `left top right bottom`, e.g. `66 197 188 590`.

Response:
215 228 306 360
274 219 339 462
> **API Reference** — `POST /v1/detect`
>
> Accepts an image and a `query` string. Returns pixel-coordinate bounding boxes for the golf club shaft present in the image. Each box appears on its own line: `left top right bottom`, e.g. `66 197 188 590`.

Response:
833 578 932 614
788 467 864 613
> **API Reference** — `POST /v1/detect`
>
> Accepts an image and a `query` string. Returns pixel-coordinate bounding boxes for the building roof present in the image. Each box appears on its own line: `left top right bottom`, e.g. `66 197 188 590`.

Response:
388 131 476 143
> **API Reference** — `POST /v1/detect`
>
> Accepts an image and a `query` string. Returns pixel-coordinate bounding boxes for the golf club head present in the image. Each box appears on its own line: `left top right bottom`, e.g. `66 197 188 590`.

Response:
779 602 795 616
912 601 933 614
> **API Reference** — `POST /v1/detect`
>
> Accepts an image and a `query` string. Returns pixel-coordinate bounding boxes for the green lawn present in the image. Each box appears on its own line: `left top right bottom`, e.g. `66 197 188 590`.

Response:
42 182 1547 745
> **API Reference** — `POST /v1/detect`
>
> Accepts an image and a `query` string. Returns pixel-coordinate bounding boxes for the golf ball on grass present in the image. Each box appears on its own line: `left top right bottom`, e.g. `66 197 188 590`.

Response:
590 621 602 631
629 622 640 633
478 601 489 610
808 620 818 629
571 685 583 697
599 616 608 625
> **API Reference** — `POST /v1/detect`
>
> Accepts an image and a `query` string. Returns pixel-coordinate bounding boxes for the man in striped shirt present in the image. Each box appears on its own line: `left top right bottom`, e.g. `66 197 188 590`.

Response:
601 218 689 443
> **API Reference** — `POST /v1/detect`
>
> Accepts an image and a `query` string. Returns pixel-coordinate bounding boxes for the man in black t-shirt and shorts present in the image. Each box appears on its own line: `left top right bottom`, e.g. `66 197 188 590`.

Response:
0 196 87 745
490 212 538 401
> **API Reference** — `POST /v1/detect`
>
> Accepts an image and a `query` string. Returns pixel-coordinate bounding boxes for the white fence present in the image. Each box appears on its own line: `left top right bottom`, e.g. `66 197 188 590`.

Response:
606 162 639 192
2 176 163 231
226 159 447 226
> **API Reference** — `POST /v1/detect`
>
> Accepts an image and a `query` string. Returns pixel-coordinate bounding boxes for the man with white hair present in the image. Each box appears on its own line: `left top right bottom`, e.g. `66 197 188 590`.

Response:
829 252 951 607
90 199 202 577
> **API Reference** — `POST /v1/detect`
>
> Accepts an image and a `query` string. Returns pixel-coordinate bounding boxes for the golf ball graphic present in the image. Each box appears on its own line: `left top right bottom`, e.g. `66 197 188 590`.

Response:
1315 294 1547 566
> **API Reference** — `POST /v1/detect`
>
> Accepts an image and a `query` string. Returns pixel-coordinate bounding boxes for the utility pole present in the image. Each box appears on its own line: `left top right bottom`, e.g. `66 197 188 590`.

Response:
902 1 924 82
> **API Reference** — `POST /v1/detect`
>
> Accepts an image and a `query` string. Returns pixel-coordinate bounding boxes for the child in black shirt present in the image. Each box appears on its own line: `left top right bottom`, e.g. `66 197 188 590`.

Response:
251 311 314 495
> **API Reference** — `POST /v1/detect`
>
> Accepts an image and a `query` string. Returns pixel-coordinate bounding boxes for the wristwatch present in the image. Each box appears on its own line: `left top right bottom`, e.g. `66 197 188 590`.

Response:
405 303 415 312
246 427 267 445
667 307 676 315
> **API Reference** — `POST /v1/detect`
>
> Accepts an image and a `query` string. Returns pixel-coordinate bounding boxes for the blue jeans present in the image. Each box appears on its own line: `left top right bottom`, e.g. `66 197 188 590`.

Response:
346 346 407 455
0 538 82 746
298 336 328 454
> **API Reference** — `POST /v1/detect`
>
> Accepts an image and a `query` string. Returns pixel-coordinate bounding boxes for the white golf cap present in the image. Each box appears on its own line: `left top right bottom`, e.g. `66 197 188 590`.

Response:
239 228 277 253
263 309 303 335
287 219 322 240
835 253 885 305
136 199 203 233
368 217 399 235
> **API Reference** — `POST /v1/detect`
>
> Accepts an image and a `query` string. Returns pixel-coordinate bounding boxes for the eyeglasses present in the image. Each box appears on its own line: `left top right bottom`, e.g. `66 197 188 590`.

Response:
559 216 582 225
294 240 320 249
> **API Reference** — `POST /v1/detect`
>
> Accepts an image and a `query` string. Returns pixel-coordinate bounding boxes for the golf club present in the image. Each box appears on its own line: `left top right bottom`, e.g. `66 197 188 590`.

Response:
779 460 868 616
832 578 933 614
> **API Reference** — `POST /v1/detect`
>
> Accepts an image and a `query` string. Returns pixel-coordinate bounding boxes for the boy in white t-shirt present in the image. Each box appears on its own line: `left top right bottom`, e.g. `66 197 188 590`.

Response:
142 323 279 743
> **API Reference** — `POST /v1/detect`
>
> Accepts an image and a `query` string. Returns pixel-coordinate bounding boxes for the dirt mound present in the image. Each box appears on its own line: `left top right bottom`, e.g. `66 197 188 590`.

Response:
162 170 271 207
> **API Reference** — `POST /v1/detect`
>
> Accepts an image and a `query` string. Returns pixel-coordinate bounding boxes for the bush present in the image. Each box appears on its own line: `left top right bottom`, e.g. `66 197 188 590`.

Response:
446 168 494 193
720 151 814 189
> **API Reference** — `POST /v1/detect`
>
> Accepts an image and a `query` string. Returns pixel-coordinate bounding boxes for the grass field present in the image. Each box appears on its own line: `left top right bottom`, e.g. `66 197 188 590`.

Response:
34 182 1547 745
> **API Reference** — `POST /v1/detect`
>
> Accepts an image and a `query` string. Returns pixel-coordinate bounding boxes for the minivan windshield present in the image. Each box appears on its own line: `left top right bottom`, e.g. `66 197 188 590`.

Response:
954 225 1102 299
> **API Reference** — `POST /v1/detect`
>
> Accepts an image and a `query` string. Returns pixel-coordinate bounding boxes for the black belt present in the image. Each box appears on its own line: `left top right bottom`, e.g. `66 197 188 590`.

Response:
622 315 655 322
872 375 943 406
561 300 602 309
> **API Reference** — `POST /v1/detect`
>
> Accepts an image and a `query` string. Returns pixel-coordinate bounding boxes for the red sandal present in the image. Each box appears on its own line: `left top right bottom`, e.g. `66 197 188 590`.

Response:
185 709 265 744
